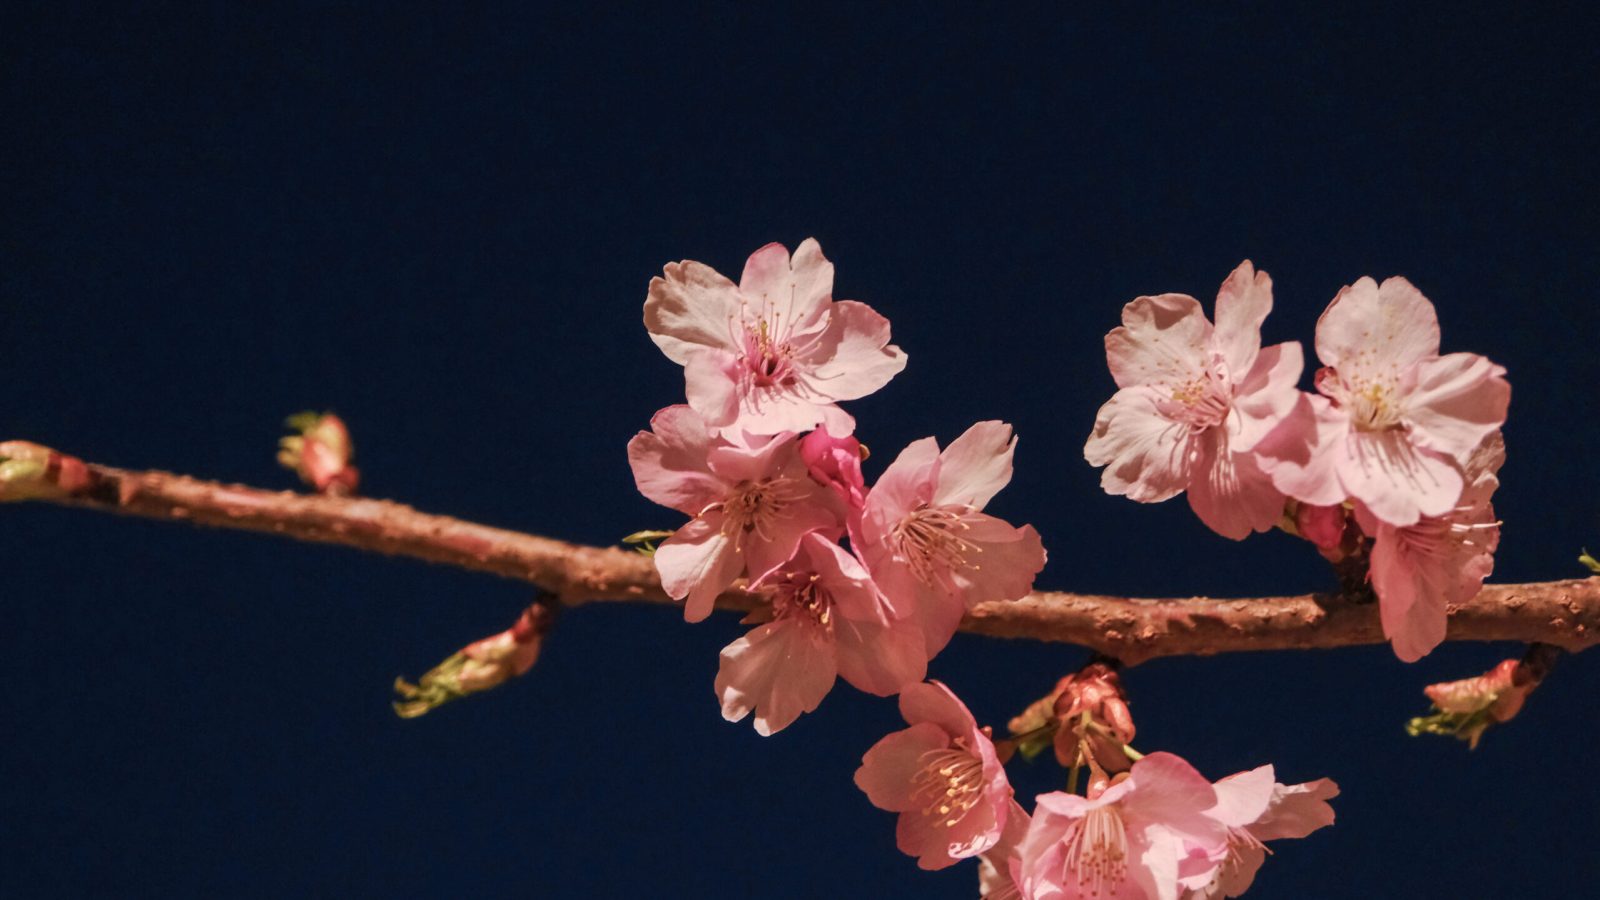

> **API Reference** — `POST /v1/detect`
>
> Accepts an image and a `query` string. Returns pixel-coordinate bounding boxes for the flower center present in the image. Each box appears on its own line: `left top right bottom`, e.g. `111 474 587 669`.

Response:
711 476 808 547
770 572 833 630
1159 370 1233 430
892 505 979 588
910 743 986 828
740 319 797 387
1318 368 1403 431
1061 805 1129 897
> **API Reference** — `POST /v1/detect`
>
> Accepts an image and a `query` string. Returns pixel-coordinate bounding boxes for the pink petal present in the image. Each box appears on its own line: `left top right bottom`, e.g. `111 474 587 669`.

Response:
897 680 978 739
1122 753 1223 845
1106 293 1213 390
1335 430 1462 527
1250 778 1339 842
1314 275 1439 375
1367 525 1448 662
1252 393 1348 507
854 722 950 811
955 518 1047 606
1085 386 1192 503
834 610 928 696
654 517 742 622
1229 342 1305 452
739 239 833 333
1210 261 1272 377
714 618 837 736
1404 352 1510 462
932 420 1017 510
801 299 908 401
681 350 741 429
643 260 742 365
1207 766 1278 829
1186 434 1285 541
626 406 724 514
862 436 941 530
896 789 1000 870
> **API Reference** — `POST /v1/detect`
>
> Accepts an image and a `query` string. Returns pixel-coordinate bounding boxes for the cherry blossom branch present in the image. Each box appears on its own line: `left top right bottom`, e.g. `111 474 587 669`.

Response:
9 448 1598 664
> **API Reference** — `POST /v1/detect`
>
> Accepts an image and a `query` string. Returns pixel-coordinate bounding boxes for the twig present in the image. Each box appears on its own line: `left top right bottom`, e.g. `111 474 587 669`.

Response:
14 456 1600 665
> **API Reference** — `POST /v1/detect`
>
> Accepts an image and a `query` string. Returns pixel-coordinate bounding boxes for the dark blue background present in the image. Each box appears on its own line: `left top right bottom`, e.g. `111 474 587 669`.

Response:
3 3 1597 897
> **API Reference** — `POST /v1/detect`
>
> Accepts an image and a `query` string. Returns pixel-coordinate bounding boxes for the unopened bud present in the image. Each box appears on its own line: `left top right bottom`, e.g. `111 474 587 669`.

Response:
278 412 359 495
1052 662 1136 774
1407 658 1536 749
1295 503 1348 556
0 441 92 501
393 601 557 718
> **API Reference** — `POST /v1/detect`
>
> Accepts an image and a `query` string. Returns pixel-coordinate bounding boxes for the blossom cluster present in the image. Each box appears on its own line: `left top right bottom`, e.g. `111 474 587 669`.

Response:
629 243 1339 898
629 239 1047 734
1085 263 1510 661
856 680 1338 899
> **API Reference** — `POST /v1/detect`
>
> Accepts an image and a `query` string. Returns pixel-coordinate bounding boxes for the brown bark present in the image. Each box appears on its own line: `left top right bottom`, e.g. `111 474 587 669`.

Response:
24 461 1600 665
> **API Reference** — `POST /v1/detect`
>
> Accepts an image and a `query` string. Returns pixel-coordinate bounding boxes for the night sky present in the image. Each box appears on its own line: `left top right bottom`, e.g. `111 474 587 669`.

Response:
3 4 1598 897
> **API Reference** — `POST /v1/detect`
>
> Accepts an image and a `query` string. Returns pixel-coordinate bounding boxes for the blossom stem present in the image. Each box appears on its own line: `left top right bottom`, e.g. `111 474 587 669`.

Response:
9 445 1600 664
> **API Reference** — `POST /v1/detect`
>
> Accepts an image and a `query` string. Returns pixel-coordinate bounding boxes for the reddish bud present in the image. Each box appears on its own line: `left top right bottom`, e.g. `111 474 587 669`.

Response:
278 412 359 495
1408 654 1550 749
393 601 557 718
1295 503 1347 554
0 441 93 501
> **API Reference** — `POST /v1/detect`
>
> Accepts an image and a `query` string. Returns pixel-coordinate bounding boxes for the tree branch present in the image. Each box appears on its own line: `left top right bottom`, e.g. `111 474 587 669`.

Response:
13 454 1599 664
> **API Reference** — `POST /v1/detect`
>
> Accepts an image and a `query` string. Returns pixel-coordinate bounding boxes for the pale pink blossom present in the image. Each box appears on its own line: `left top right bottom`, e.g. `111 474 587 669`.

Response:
1356 433 1504 662
715 534 925 735
643 238 907 435
1181 766 1338 899
855 421 1047 656
627 405 840 622
855 681 1017 870
1015 753 1229 900
1084 262 1302 540
1257 276 1509 527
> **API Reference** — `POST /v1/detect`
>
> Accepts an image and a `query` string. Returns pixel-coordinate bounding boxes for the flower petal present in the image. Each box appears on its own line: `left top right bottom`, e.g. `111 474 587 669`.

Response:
714 619 836 736
644 260 741 364
1187 434 1285 541
932 420 1017 510
626 406 724 515
1106 293 1213 390
1315 275 1439 375
1211 261 1272 377
801 299 908 401
1404 352 1510 463
854 721 950 812
1085 386 1192 503
654 517 742 622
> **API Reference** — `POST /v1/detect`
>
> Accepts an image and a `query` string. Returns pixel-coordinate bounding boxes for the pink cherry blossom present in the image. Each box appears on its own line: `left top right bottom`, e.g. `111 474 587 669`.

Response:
1084 262 1303 540
855 681 1017 870
627 405 841 622
855 421 1048 656
1181 766 1338 899
715 534 925 735
1257 276 1509 527
643 238 907 435
1356 433 1504 662
1015 752 1229 900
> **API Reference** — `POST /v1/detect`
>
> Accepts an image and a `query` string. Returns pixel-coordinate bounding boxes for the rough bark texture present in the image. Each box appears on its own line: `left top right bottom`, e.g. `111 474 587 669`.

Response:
27 462 1600 665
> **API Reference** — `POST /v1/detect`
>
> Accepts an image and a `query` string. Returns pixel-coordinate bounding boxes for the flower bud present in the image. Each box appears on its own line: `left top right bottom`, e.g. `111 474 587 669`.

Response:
1407 657 1539 749
0 441 92 502
799 426 867 510
393 601 556 718
278 412 359 495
